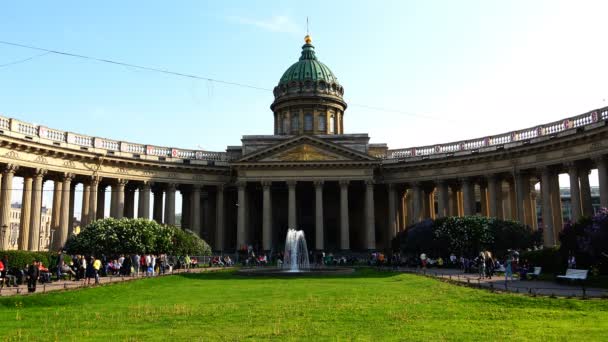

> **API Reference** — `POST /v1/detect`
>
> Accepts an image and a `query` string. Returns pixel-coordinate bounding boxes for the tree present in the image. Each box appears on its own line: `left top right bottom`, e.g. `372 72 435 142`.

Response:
64 218 211 257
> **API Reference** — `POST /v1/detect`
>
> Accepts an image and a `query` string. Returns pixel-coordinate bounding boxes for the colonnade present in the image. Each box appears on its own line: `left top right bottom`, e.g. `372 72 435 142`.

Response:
235 179 376 251
0 163 225 252
393 157 608 247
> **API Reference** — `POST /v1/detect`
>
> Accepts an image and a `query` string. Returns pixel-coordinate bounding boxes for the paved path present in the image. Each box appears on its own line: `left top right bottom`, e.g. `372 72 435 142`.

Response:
388 267 608 298
0 267 231 297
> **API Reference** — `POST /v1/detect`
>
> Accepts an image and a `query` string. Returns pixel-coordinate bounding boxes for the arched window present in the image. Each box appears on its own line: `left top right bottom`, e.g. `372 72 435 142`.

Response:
291 114 299 132
282 116 289 134
318 115 326 132
329 114 335 134
304 113 313 131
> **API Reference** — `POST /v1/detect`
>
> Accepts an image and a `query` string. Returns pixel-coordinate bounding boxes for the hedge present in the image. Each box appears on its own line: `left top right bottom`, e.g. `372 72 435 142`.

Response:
0 250 68 270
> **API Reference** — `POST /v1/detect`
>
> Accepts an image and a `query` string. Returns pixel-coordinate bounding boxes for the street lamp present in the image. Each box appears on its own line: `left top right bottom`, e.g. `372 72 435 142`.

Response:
0 224 7 250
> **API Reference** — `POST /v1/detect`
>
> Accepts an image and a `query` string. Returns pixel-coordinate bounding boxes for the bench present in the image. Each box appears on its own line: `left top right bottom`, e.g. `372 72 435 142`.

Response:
557 268 588 281
528 267 542 280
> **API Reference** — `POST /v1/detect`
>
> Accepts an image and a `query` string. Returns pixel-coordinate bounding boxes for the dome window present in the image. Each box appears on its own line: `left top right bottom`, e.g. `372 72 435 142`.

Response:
291 114 299 132
304 113 313 131
318 115 326 132
329 114 335 134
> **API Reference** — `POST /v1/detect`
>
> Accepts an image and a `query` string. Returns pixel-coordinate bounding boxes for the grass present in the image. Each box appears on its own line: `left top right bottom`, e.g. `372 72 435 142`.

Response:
1 269 607 341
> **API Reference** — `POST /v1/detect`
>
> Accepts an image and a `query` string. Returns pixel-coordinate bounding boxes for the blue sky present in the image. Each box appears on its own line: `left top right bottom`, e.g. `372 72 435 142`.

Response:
1 1 606 216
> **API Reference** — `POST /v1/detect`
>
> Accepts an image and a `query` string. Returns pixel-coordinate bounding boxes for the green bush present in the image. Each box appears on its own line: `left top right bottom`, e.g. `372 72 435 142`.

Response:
64 218 211 257
1 250 55 269
520 247 563 274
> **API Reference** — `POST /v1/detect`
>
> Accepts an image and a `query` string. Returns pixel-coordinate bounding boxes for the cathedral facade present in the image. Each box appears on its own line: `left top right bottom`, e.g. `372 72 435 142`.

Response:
0 36 607 252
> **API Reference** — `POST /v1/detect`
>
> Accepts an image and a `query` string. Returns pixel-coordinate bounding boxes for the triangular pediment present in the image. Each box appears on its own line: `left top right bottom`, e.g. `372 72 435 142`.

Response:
236 135 378 163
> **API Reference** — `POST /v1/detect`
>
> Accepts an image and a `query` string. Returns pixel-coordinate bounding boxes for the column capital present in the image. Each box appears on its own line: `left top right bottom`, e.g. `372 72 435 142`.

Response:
140 181 152 191
261 181 273 188
434 179 446 186
216 184 224 192
286 180 297 188
235 181 247 189
564 161 579 171
410 181 421 189
166 183 177 192
365 179 375 186
90 175 102 185
116 178 129 186
313 180 324 187
61 172 75 182
2 163 18 174
33 168 47 178
387 183 395 190
339 180 349 187
592 155 607 165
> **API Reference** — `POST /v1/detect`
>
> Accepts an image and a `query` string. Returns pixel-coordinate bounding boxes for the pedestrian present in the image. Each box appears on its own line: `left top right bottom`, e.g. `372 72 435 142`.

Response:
505 256 514 282
93 257 102 285
85 257 95 285
27 261 40 293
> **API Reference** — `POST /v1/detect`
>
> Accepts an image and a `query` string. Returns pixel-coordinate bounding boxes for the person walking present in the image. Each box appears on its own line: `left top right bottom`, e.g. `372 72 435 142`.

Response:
27 261 40 293
505 256 514 282
132 254 140 277
92 257 102 285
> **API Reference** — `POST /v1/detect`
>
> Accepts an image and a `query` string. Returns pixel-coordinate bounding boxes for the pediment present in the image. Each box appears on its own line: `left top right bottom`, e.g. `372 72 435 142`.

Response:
236 135 378 163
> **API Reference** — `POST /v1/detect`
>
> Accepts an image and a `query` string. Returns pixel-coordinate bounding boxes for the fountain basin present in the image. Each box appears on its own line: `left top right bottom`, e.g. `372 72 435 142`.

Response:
235 267 355 277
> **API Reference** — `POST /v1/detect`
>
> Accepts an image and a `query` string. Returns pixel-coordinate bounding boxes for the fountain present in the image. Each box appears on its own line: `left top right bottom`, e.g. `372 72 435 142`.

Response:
282 229 310 272
236 228 354 276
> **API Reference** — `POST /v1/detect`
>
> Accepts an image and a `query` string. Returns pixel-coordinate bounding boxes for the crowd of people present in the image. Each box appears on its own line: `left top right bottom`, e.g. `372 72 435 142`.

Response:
0 252 208 293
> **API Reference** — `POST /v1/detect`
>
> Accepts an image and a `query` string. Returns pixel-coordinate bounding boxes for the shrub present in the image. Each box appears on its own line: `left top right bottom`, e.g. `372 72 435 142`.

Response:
64 218 211 257
520 247 563 274
1 250 58 269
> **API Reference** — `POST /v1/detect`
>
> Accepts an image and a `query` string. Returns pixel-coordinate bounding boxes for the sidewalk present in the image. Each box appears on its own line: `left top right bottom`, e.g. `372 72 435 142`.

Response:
0 267 231 297
389 267 608 298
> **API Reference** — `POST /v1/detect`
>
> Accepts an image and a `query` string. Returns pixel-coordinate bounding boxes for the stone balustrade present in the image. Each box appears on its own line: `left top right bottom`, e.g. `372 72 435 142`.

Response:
386 106 608 160
0 116 230 162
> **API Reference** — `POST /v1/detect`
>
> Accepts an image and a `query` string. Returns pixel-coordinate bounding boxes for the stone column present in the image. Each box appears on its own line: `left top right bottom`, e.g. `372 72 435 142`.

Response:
56 173 73 250
152 187 163 223
550 172 564 238
81 182 91 226
96 185 105 220
262 181 273 251
0 164 17 249
28 169 46 251
567 164 582 222
109 184 117 218
365 181 376 250
523 178 533 227
164 183 176 225
179 188 189 229
396 189 405 231
287 181 297 228
88 177 100 223
387 183 397 247
449 185 459 217
411 182 422 222
236 182 247 248
579 168 593 217
123 185 135 218
339 180 349 250
480 183 488 216
514 173 527 224
114 179 127 219
595 156 608 208
68 183 76 235
18 175 33 250
462 178 474 216
215 185 224 251
138 182 151 219
507 180 517 220
51 180 62 237
436 180 448 218
314 180 324 250
191 185 201 236
487 175 499 218
540 167 555 246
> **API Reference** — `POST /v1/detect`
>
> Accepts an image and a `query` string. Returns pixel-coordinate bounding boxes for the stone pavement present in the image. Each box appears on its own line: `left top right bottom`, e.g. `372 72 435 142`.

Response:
0 267 231 297
389 267 608 298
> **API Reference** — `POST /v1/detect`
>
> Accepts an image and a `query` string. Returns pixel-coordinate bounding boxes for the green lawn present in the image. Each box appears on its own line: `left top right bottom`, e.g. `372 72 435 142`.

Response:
1 269 607 341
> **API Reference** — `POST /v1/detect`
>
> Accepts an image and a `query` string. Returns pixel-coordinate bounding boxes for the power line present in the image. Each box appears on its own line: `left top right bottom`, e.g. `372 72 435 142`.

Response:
0 39 453 122
0 51 50 68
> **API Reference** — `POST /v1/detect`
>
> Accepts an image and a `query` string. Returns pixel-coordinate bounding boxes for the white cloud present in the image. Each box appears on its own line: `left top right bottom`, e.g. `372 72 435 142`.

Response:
227 15 300 34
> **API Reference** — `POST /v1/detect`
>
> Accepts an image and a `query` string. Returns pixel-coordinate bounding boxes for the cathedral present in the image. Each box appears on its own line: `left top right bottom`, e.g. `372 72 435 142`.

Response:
0 36 607 253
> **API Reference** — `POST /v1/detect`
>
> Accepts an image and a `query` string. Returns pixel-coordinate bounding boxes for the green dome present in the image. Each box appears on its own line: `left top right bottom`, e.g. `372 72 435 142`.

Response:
278 43 340 86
